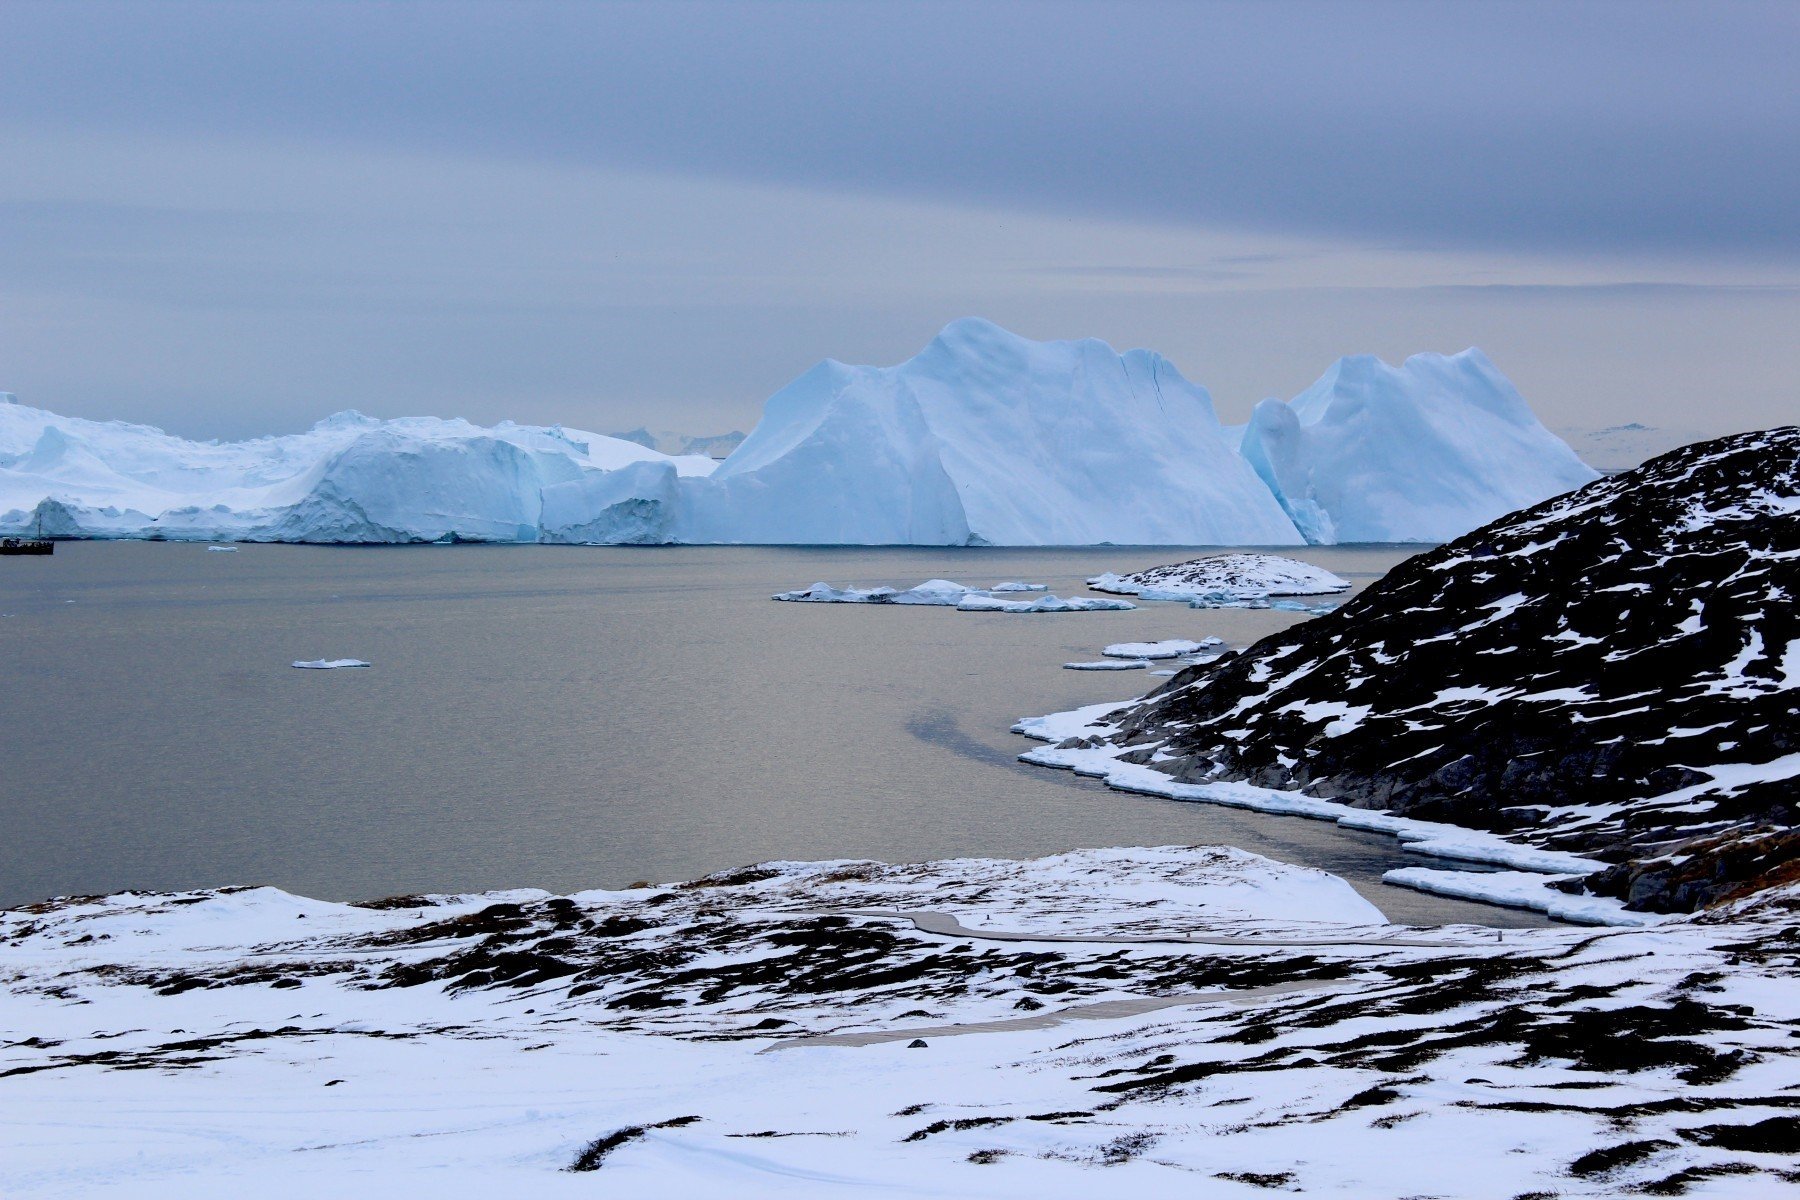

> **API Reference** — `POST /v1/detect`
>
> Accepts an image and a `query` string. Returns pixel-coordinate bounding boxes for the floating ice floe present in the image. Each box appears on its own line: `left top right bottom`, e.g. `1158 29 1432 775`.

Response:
1101 637 1223 660
955 593 1135 613
291 659 371 669
774 581 1134 612
1063 659 1149 671
1382 867 1663 927
771 579 978 605
204 545 237 552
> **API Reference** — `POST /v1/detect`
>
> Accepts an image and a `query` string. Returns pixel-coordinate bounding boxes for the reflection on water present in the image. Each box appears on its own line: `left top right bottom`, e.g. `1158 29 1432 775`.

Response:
0 542 1547 926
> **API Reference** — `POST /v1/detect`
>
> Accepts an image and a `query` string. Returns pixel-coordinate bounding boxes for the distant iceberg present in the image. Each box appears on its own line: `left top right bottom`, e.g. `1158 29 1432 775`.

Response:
0 323 1594 546
1238 350 1598 544
677 318 1303 546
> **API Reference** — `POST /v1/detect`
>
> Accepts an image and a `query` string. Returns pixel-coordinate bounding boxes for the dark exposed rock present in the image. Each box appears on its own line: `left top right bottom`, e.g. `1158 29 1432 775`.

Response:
1092 429 1800 912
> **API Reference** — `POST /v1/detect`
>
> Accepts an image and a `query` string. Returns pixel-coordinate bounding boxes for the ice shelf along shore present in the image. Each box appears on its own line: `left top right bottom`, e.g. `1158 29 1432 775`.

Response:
0 320 1596 546
4 848 1796 1198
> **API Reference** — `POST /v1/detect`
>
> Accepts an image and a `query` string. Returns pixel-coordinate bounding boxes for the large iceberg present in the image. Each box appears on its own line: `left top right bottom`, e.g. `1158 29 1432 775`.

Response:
676 318 1304 546
1238 349 1597 544
0 400 714 544
1 326 1595 546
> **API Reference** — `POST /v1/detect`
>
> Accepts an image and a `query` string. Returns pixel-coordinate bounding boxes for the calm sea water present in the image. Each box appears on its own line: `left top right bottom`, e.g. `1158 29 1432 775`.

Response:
0 542 1547 926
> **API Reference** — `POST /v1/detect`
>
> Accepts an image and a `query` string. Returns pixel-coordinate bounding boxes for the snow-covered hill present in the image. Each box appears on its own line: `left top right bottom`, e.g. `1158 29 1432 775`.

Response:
0 324 1594 545
1026 428 1800 915
4 856 1797 1197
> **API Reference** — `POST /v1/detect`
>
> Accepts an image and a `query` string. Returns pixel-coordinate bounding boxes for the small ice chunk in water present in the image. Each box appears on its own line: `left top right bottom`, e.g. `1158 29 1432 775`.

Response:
772 579 976 605
1063 659 1149 671
956 594 1135 613
292 659 371 669
206 545 238 552
1102 638 1222 660
989 581 1048 592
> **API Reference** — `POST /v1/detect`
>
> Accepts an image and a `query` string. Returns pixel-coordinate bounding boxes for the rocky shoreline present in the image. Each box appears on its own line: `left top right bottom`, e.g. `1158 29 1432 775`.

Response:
1045 430 1799 914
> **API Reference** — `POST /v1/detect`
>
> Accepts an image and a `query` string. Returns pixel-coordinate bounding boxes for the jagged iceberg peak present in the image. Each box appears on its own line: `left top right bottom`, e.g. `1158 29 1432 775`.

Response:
309 409 381 432
1241 346 1596 544
696 317 1298 546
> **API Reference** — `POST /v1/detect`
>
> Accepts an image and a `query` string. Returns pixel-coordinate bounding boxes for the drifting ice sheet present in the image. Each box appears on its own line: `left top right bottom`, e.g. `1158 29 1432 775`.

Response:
291 659 371 669
956 594 1135 613
1102 638 1223 660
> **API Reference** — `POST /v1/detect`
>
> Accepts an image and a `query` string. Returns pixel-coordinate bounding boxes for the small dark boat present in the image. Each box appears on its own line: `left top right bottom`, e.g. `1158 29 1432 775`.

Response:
2 511 54 554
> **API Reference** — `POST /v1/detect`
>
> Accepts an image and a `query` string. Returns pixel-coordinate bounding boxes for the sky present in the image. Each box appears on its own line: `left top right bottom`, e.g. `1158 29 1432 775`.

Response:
1 0 1796 442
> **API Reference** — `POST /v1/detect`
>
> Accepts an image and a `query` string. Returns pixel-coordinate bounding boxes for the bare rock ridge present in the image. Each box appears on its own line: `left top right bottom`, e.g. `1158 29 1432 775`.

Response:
1087 428 1800 913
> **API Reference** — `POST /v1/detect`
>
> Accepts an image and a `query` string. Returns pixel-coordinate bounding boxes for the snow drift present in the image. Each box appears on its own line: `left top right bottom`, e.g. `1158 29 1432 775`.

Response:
1 325 1593 546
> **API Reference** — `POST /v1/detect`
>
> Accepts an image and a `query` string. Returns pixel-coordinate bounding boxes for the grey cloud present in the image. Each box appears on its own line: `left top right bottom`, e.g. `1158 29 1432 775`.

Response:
1 0 1796 258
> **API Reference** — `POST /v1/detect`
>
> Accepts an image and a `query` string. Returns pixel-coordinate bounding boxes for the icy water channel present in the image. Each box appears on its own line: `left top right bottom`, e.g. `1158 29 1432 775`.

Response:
0 542 1548 926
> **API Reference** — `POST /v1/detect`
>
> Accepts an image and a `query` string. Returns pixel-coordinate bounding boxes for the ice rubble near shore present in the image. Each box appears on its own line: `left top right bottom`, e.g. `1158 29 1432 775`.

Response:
0 322 1593 545
5 854 1798 1198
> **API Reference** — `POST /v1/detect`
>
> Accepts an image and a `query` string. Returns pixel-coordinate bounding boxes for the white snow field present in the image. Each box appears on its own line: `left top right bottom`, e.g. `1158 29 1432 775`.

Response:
4 851 1795 1199
1237 349 1598 543
1 324 1592 546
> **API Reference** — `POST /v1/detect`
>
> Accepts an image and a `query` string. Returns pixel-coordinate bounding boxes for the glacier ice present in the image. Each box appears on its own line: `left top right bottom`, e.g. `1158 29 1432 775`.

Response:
677 318 1303 546
0 323 1595 547
1238 349 1597 544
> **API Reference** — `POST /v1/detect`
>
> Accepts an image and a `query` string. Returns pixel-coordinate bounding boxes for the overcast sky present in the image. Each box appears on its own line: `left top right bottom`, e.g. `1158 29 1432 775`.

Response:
2 0 1796 441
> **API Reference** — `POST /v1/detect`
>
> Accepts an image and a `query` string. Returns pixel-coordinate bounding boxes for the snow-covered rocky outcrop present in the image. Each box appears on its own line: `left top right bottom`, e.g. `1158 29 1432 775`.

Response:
5 857 1797 1197
1088 552 1350 601
1024 429 1800 915
1238 349 1598 543
1 325 1593 545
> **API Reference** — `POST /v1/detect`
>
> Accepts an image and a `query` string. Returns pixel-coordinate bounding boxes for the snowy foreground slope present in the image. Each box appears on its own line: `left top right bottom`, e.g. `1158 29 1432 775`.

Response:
1022 429 1800 918
0 324 1592 545
5 850 1798 1199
